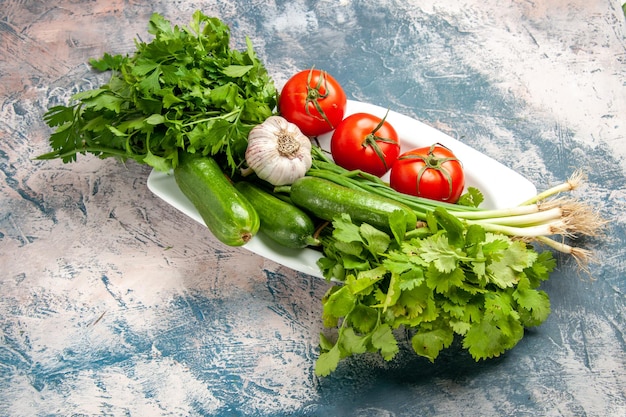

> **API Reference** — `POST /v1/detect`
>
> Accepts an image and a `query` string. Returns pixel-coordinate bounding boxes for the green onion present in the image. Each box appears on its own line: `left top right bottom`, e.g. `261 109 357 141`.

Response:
308 146 605 267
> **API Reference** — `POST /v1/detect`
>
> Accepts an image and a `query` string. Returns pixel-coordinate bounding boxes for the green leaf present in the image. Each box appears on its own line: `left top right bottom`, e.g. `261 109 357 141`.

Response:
138 67 162 92
360 222 391 258
83 93 125 113
463 319 508 360
347 266 386 295
339 327 368 355
380 272 401 312
342 254 371 271
143 151 171 172
482 234 511 257
315 344 341 377
463 308 524 361
334 241 364 258
389 209 409 245
145 114 166 125
457 187 484 208
319 332 335 351
419 234 461 273
411 327 454 362
332 214 363 243
397 268 424 291
465 224 486 251
348 304 379 334
323 286 356 319
132 58 160 76
222 64 253 77
148 11 174 36
393 283 438 325
89 52 125 72
371 324 399 361
513 277 551 326
433 206 465 246
162 90 184 108
43 105 77 127
426 265 465 294
107 125 128 137
525 250 556 286
487 241 537 288
208 82 242 111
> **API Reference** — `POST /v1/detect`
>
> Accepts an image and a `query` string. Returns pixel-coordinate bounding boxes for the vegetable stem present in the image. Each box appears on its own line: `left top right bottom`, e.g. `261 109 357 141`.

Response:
520 170 584 206
307 146 603 270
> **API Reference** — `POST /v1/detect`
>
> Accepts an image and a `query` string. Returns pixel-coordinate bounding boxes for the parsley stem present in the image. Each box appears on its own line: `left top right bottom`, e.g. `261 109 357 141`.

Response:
37 146 143 161
181 109 241 127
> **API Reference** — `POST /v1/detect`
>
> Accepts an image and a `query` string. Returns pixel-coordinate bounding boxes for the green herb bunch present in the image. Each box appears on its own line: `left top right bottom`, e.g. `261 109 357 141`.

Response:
315 208 556 376
38 11 277 174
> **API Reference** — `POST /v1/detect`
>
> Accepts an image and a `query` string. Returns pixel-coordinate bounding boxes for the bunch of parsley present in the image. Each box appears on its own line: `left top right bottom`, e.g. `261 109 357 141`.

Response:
38 11 277 173
315 208 555 376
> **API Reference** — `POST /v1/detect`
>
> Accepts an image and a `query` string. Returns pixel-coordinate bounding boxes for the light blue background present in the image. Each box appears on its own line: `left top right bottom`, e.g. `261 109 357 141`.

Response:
1 1 625 416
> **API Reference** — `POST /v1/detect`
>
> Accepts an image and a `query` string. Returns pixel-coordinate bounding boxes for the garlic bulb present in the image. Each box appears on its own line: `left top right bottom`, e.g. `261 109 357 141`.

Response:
245 116 312 186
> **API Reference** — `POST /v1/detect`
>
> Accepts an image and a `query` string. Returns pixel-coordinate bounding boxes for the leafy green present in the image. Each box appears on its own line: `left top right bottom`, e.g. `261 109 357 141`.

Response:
315 208 555 376
38 11 277 174
457 186 484 208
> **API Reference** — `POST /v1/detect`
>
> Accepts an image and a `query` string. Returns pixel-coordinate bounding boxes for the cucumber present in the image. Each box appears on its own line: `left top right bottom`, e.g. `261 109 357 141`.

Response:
289 176 417 232
235 181 320 249
174 155 259 246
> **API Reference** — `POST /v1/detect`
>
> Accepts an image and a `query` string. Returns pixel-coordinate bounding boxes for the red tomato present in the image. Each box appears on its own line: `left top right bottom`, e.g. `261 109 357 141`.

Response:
330 112 400 177
278 68 347 136
389 144 465 203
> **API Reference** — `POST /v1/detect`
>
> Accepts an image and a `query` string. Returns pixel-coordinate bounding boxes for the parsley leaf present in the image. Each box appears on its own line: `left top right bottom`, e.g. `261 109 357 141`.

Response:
38 11 277 174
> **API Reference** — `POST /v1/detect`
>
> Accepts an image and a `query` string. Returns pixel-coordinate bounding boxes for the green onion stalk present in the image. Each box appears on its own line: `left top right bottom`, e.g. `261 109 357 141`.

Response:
308 146 605 270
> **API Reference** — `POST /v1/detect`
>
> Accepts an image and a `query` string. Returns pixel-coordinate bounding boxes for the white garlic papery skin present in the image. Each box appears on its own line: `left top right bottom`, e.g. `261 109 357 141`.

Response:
245 116 312 186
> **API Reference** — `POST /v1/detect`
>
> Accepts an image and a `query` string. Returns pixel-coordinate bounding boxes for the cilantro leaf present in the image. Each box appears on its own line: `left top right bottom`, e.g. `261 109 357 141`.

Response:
371 324 399 361
418 234 461 273
513 276 551 326
457 186 484 208
426 265 465 294
487 241 538 288
339 327 369 355
348 304 379 333
433 207 465 246
360 222 391 259
316 191 556 375
411 326 454 362
315 344 341 377
332 214 363 243
323 286 357 319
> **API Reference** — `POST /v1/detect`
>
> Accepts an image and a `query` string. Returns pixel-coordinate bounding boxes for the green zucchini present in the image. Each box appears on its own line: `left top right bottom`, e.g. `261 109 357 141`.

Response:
174 155 259 246
235 181 320 249
289 176 417 232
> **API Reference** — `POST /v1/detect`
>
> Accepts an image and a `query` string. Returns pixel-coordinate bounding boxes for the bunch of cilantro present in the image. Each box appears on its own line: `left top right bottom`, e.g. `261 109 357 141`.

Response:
315 208 556 377
38 11 277 174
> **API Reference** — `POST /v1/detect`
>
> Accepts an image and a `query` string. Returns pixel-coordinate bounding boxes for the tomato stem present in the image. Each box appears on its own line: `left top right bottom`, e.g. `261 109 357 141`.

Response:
399 143 461 201
360 110 398 171
305 67 334 129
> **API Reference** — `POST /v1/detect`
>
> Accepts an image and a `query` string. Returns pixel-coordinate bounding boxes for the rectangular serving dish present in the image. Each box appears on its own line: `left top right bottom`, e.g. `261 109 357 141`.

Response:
147 100 537 278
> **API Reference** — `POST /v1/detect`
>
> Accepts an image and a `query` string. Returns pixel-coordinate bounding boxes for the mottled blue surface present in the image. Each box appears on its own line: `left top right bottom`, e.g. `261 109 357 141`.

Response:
1 1 625 416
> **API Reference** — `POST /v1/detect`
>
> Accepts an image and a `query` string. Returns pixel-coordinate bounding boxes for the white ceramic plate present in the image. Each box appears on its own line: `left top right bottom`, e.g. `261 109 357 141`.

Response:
147 100 537 278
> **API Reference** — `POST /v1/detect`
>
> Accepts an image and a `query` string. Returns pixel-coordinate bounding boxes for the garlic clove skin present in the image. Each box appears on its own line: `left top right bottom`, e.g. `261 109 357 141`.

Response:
245 116 312 186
